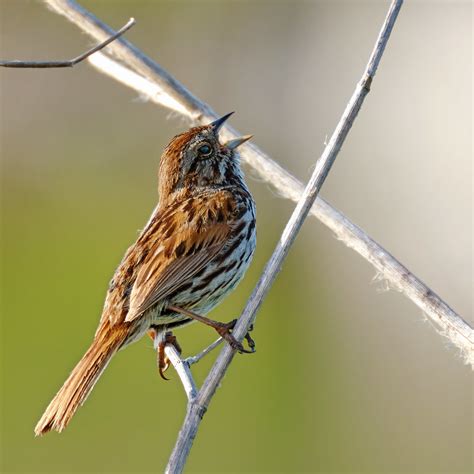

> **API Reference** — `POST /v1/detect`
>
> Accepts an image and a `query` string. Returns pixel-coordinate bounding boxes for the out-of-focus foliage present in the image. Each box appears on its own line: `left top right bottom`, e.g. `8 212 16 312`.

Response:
1 1 471 473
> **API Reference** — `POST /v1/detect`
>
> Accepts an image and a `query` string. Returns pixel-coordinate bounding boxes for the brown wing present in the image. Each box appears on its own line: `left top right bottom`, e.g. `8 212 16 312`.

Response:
100 190 238 326
125 220 230 322
99 190 239 327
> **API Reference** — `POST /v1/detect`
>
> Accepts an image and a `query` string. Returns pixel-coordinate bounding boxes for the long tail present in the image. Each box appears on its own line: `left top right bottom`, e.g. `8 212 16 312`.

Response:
34 324 129 436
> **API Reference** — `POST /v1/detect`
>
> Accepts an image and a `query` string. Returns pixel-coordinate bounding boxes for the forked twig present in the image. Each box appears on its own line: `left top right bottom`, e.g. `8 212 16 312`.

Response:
40 0 473 366
183 338 223 366
163 346 197 402
0 17 135 68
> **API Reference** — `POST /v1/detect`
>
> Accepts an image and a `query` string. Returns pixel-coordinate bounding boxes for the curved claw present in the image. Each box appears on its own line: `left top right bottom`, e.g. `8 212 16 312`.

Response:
244 332 256 352
158 338 171 381
159 362 170 381
216 321 256 354
156 331 182 380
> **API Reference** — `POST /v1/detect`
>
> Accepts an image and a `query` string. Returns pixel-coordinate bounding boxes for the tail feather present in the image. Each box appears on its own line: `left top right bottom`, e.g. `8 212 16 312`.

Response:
35 325 127 436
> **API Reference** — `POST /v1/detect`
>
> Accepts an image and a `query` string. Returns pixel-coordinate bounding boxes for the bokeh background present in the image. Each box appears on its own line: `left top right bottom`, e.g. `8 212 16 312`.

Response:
1 1 472 473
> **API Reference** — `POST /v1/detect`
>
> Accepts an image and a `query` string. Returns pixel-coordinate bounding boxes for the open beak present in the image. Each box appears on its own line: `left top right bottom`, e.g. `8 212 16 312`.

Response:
225 135 253 150
210 112 234 132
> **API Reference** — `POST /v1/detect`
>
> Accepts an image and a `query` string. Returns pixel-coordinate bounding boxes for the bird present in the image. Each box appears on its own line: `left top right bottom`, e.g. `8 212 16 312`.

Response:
34 112 256 435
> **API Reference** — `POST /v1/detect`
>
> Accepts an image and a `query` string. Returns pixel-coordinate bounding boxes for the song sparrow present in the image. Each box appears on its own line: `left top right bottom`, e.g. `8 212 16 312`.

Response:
35 113 256 435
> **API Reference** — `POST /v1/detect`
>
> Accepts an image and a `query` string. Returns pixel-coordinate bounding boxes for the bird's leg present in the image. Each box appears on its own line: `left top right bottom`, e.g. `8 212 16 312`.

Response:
148 329 182 380
184 325 255 365
167 304 255 354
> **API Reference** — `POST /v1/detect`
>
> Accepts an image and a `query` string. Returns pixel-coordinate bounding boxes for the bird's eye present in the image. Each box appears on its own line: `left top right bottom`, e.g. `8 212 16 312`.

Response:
197 143 212 157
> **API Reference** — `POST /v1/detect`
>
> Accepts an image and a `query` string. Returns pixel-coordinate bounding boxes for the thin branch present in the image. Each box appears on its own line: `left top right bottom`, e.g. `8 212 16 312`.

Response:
0 18 135 68
152 331 198 402
89 53 189 115
163 346 198 402
166 2 404 471
183 338 223 367
41 0 473 366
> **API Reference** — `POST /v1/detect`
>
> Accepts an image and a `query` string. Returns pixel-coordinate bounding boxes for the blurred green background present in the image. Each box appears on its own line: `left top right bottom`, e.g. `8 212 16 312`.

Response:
1 1 472 473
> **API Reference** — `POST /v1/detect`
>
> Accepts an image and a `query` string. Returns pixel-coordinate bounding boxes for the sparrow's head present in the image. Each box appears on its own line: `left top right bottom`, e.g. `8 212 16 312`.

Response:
158 112 252 203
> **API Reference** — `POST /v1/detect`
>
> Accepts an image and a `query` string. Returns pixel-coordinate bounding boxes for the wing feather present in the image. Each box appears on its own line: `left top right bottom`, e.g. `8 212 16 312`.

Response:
125 223 229 322
101 190 239 326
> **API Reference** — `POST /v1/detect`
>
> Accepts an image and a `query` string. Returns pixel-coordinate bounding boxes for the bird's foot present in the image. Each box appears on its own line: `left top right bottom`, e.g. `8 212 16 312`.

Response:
166 305 256 354
150 330 182 380
214 319 256 354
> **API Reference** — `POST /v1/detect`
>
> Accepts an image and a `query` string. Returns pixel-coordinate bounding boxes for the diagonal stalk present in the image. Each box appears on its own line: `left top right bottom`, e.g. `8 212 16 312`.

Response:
166 1 406 472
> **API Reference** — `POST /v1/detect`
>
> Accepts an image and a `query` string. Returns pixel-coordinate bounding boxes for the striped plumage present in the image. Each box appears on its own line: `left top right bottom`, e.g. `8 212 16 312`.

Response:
35 114 256 435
